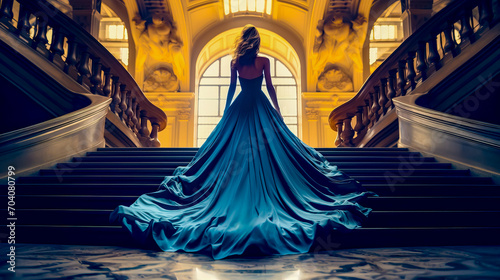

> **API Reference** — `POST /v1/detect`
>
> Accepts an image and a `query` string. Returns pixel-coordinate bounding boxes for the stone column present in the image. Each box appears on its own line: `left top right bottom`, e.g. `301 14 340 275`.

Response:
400 0 434 39
68 0 101 38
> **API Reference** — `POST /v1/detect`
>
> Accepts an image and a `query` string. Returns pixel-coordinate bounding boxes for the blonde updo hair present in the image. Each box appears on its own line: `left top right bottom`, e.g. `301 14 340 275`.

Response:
232 25 260 68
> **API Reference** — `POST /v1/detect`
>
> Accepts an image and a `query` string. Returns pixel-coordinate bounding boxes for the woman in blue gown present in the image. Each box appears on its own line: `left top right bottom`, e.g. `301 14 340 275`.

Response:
110 25 374 260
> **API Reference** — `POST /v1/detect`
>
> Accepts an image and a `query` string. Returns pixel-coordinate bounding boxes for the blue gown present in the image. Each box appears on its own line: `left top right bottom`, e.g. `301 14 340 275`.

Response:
110 75 374 259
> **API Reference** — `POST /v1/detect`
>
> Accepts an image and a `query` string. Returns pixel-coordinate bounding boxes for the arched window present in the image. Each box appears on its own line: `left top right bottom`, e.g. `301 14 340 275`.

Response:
98 4 129 66
223 0 272 15
369 2 404 72
197 54 298 147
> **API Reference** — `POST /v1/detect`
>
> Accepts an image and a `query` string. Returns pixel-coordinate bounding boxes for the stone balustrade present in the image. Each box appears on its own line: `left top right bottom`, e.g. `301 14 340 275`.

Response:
328 0 499 147
0 0 167 147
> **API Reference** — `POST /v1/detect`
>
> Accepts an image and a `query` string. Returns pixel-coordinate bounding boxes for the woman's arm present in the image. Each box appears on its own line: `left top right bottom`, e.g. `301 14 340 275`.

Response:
225 65 237 113
264 58 282 118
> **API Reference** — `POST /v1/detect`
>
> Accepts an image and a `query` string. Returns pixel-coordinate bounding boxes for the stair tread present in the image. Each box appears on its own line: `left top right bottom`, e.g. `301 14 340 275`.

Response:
88 151 420 156
17 183 499 187
23 175 484 178
10 195 500 198
40 168 470 177
42 168 466 172
6 209 500 213
97 147 410 151
8 224 500 230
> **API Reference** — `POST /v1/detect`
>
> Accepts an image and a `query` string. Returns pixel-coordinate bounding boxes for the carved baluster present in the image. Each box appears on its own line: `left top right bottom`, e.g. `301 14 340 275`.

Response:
32 15 49 49
340 115 354 147
372 86 380 121
443 21 458 56
416 41 428 81
90 57 102 94
126 94 134 126
111 77 121 113
427 35 441 70
49 27 65 62
334 120 343 147
0 0 14 22
379 79 388 115
77 48 91 84
131 101 139 131
367 92 374 120
16 4 31 37
406 52 417 90
102 68 112 97
367 93 376 128
150 122 161 147
387 69 397 109
460 6 474 43
139 110 150 138
479 0 493 27
135 104 141 131
362 100 370 127
64 39 78 73
353 106 365 135
397 60 407 96
119 85 128 121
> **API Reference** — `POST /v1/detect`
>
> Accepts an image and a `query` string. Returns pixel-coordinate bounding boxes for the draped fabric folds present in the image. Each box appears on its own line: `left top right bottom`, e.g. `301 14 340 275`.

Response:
110 75 374 259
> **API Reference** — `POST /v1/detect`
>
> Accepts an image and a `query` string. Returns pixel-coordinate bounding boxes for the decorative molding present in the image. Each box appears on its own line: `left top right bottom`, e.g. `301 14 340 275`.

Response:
305 108 320 119
177 108 192 120
317 65 354 91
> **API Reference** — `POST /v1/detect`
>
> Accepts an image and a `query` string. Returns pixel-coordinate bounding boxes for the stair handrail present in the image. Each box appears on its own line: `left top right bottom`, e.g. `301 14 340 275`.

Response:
328 0 499 147
0 0 167 147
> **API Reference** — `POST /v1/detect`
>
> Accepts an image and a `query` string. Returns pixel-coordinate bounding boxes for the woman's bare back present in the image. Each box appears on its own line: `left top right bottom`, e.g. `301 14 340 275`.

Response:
233 56 267 79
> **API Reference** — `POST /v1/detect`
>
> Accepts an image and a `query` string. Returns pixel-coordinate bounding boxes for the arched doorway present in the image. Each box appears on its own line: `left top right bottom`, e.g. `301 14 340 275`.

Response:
196 54 298 147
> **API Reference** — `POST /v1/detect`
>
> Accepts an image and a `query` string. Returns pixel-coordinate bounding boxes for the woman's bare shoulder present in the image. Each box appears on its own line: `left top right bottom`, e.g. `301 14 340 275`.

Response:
256 56 270 63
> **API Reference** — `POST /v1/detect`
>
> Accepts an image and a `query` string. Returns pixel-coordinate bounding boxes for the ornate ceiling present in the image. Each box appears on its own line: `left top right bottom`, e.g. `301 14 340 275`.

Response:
110 0 380 91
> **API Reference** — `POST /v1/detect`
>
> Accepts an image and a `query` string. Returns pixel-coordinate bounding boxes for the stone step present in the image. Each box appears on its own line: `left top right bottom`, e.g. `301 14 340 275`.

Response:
39 168 470 177
7 195 500 211
18 175 493 185
72 156 437 163
15 183 500 196
56 161 454 169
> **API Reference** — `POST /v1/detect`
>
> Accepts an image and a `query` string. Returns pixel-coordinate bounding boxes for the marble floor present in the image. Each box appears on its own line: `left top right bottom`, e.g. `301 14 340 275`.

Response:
1 244 500 279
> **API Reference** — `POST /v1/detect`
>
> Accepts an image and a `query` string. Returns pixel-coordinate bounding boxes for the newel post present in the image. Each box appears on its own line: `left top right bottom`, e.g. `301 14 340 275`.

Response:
340 115 354 147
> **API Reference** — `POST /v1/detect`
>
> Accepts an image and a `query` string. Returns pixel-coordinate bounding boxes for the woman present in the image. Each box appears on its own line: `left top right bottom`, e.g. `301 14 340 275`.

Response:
110 25 373 260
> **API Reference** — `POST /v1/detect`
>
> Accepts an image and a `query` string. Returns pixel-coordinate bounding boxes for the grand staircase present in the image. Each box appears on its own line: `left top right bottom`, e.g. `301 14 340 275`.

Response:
6 147 500 250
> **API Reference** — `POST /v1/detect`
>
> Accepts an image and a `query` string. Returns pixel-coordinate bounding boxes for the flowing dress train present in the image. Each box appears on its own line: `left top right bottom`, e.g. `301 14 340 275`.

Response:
110 75 374 259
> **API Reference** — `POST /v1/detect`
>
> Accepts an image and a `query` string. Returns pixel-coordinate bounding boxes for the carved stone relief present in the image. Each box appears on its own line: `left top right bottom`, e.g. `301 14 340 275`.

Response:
317 65 353 92
312 13 367 91
144 67 179 92
134 12 185 91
